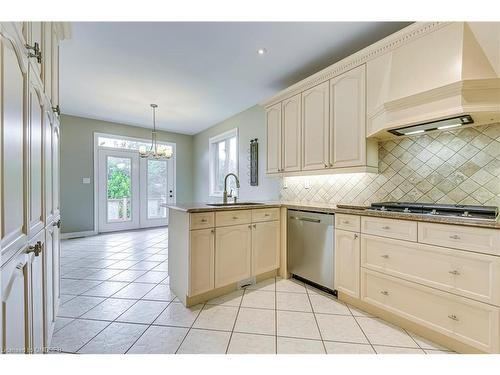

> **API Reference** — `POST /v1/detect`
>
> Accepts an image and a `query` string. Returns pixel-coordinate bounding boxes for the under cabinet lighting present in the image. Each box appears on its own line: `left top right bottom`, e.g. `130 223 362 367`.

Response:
388 115 474 136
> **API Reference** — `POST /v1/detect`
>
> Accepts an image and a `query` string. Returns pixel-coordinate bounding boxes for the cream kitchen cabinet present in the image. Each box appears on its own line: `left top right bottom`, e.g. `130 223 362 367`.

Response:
215 224 252 288
330 65 376 169
334 228 361 298
282 94 302 172
1 21 66 354
302 81 330 171
252 220 280 275
189 228 215 296
265 103 282 173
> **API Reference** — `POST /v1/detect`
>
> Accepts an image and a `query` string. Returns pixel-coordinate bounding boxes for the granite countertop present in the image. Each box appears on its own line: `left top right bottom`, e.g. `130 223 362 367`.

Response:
165 201 500 229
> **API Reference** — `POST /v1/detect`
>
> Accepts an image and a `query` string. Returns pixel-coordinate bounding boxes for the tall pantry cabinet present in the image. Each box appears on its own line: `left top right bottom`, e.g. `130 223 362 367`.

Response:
1 22 68 354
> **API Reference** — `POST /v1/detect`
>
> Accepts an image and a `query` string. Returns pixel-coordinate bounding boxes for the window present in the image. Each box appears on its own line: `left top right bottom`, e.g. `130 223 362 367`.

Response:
209 128 238 197
97 135 173 156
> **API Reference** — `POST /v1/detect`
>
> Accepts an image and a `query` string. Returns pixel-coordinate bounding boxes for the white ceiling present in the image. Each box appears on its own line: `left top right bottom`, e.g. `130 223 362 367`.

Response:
60 22 411 135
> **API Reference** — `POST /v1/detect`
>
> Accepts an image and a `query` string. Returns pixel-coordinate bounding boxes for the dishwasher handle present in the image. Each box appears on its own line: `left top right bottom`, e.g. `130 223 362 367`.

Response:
289 216 322 223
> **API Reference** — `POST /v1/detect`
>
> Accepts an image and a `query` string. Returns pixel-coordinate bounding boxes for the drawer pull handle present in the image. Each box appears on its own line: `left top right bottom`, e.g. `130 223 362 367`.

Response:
265 213 270 216
201 219 207 222
380 290 389 296
342 220 350 224
382 226 390 230
381 254 389 259
448 314 459 321
354 234 359 239
449 234 461 240
233 216 238 220
248 225 252 229
449 270 460 276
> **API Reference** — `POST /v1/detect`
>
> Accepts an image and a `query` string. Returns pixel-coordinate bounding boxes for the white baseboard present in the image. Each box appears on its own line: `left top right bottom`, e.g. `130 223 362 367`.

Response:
61 230 97 239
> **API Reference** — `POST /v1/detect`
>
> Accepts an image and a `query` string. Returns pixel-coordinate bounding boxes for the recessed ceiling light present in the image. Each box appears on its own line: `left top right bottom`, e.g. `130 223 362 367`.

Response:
257 48 267 55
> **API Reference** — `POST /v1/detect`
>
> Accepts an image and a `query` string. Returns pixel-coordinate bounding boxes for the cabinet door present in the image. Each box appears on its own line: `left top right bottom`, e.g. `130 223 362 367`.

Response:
42 23 52 102
51 26 59 110
43 227 55 346
330 65 366 168
266 103 282 173
252 221 280 275
189 229 215 296
215 224 252 288
302 81 329 170
1 36 28 258
28 88 45 236
52 123 60 218
1 252 30 354
44 112 54 223
282 94 301 172
28 233 45 353
52 219 61 316
335 229 360 298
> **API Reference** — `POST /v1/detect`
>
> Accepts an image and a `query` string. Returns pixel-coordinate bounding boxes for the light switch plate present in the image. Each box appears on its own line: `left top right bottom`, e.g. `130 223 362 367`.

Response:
82 177 91 184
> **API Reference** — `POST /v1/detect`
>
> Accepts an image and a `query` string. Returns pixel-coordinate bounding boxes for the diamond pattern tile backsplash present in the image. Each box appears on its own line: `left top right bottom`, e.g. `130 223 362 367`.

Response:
280 123 500 208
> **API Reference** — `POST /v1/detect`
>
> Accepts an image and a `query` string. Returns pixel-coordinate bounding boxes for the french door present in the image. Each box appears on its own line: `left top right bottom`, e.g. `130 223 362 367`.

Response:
98 149 171 233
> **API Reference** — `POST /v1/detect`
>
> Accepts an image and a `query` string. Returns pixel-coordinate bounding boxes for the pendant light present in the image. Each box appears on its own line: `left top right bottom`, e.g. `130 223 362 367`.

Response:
139 104 173 159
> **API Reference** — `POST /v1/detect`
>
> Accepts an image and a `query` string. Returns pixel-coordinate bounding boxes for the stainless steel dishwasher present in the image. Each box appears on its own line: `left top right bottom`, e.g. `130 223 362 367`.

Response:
287 210 335 292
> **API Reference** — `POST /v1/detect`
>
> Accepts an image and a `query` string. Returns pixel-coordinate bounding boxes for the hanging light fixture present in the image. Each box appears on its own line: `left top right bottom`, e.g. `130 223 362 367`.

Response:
139 104 173 159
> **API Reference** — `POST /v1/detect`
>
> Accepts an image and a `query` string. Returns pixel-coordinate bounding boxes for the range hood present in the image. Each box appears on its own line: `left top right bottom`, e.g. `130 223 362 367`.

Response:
366 22 500 138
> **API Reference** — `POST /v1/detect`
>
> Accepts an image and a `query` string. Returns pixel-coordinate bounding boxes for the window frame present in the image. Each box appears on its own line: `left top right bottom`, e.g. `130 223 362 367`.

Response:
208 128 239 198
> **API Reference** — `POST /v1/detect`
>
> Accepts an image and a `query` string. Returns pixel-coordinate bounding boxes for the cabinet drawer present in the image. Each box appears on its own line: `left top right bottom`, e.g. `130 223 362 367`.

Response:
190 212 214 230
361 268 500 353
361 216 417 241
361 234 500 306
252 208 279 223
335 214 360 232
418 222 500 256
216 210 252 227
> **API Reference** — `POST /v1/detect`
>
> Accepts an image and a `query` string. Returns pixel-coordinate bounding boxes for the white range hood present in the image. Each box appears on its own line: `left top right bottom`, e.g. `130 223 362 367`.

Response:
366 22 500 138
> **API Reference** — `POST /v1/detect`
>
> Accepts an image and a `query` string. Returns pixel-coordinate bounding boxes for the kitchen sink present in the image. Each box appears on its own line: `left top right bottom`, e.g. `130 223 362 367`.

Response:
206 202 265 206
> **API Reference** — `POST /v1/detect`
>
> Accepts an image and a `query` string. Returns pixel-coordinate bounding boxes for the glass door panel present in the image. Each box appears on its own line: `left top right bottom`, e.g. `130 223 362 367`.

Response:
106 156 132 222
147 159 167 219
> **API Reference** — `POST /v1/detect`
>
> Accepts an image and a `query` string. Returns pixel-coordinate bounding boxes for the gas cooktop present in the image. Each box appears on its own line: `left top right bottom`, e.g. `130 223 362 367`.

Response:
369 202 498 221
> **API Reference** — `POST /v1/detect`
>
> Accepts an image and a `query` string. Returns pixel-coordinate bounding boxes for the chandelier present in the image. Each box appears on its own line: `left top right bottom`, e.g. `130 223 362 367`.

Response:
139 104 173 159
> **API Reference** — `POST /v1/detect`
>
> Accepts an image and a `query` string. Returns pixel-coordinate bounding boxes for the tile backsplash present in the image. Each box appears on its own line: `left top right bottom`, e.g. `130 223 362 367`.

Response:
280 123 500 208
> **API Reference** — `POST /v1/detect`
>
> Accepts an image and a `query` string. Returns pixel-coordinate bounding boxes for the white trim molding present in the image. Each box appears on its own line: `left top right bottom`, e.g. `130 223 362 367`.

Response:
61 230 97 240
208 128 239 198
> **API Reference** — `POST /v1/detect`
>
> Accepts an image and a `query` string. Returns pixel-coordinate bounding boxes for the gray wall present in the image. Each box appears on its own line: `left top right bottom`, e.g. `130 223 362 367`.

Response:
192 105 280 202
60 114 193 233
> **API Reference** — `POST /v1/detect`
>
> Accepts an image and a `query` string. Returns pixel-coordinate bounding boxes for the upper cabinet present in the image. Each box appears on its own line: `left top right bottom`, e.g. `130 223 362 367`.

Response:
302 82 330 171
282 94 302 172
265 103 282 174
265 65 377 176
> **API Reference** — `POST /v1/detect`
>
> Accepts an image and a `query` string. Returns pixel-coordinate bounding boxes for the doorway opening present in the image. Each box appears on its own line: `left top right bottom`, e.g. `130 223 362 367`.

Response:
94 133 176 233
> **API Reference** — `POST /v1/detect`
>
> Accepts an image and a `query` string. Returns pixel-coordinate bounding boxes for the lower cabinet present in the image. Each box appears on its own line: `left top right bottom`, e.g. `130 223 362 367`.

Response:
189 228 215 296
252 221 280 275
215 224 252 288
334 229 360 298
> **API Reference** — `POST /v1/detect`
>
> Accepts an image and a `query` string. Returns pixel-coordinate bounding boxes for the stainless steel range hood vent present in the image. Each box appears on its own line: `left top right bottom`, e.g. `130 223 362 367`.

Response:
388 115 474 136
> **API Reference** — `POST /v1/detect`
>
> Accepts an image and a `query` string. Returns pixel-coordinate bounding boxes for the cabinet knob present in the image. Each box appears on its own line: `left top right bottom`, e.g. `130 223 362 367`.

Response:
248 225 252 229
380 290 389 296
265 213 270 217
381 254 389 259
382 226 390 230
448 314 459 321
448 270 460 276
253 224 257 228
354 234 359 239
233 216 238 220
201 218 207 222
211 229 214 234
449 234 461 240
324 163 328 168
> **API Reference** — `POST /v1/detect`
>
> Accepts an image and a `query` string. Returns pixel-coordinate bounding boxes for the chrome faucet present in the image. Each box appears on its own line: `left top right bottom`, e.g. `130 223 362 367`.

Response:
223 173 240 204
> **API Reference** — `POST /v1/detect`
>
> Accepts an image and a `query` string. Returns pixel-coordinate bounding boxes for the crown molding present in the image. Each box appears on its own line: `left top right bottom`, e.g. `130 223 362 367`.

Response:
260 22 451 108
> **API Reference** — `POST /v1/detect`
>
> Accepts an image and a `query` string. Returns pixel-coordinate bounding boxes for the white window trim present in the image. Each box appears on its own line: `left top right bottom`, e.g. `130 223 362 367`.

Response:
209 128 239 198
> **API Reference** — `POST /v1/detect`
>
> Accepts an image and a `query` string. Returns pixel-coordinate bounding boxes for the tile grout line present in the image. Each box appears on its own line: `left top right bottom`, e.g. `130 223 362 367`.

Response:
173 302 205 354
224 288 246 354
304 282 327 354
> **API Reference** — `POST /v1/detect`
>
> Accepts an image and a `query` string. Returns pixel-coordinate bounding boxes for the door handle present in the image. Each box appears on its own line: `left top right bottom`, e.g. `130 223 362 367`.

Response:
290 216 321 223
27 241 43 257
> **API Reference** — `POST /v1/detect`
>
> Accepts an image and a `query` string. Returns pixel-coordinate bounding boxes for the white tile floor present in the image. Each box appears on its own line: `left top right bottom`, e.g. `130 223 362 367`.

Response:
51 227 454 354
